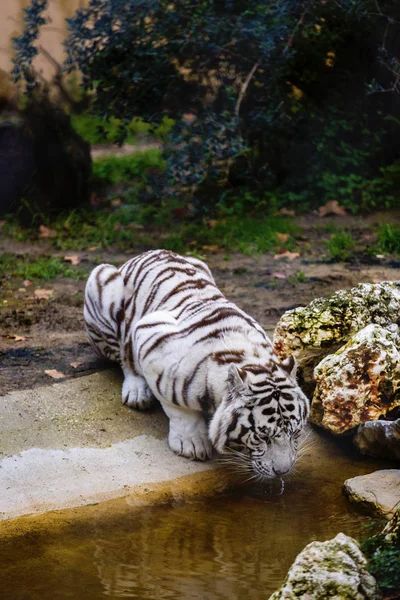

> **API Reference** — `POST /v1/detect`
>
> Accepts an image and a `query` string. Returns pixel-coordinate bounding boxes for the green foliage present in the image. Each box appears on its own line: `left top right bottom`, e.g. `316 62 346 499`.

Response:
361 520 400 594
92 149 166 186
326 231 355 261
16 0 400 212
0 254 86 281
377 223 400 255
70 113 174 145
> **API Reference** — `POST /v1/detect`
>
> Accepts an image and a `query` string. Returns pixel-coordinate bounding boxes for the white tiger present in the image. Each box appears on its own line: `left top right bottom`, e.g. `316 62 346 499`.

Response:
84 249 309 479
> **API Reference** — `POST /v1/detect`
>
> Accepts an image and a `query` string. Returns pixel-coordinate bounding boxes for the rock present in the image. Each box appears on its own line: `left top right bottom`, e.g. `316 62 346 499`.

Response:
273 282 400 382
0 103 35 216
0 97 91 223
311 324 400 434
343 469 400 518
269 532 380 600
354 419 400 461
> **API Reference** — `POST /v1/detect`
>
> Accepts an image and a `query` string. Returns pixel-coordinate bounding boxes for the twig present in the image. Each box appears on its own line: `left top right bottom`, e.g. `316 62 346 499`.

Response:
235 61 259 118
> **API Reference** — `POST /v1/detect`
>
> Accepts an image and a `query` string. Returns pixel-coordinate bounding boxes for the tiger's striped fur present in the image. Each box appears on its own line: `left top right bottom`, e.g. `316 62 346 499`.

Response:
84 249 309 478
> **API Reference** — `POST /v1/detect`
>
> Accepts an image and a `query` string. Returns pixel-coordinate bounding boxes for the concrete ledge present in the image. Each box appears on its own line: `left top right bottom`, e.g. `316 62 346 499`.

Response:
0 371 226 521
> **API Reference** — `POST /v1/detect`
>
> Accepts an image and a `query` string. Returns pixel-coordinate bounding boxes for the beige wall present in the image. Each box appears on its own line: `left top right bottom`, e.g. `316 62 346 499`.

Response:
0 0 88 95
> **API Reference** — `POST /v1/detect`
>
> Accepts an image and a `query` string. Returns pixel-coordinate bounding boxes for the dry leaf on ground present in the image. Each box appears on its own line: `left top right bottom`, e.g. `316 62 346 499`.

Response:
45 369 66 379
34 288 54 300
207 219 218 229
275 232 289 243
64 255 81 266
5 334 29 342
70 362 83 369
271 272 288 279
273 251 300 261
202 245 222 252
22 280 32 287
87 246 98 252
111 198 122 207
318 200 347 217
39 224 57 238
274 208 296 217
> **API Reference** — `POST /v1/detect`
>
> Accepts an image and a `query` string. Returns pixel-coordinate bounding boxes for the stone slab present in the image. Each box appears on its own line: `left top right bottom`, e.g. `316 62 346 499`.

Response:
343 469 400 518
0 371 214 520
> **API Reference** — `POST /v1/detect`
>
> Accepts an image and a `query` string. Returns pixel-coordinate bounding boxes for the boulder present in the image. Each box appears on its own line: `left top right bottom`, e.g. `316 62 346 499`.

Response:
0 97 91 224
343 470 400 518
273 282 400 383
269 532 380 600
354 419 400 461
311 324 400 434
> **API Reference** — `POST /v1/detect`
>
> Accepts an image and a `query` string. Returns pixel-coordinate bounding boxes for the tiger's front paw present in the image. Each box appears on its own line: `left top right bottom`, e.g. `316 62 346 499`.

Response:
122 374 155 410
168 430 213 462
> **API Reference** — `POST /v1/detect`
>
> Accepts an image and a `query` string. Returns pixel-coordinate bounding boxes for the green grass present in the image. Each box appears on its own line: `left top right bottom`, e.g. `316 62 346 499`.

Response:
92 148 166 186
376 223 400 255
163 216 299 255
0 254 87 281
326 231 355 261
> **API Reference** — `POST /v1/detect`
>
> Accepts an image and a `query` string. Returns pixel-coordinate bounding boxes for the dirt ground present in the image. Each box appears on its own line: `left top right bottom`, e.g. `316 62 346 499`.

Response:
1 211 399 395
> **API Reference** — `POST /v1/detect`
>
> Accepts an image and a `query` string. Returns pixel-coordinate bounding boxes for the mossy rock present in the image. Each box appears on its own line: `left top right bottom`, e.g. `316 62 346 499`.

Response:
269 532 380 599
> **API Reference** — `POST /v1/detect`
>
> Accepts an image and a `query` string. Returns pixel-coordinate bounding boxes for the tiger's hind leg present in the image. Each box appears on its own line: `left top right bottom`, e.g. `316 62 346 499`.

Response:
84 264 125 362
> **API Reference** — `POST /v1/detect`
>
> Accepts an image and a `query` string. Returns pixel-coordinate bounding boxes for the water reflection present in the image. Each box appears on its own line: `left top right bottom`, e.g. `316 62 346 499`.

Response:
92 480 365 600
1 430 389 600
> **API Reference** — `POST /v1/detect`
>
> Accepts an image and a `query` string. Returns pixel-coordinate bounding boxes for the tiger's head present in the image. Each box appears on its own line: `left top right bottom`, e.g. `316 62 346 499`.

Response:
208 357 309 480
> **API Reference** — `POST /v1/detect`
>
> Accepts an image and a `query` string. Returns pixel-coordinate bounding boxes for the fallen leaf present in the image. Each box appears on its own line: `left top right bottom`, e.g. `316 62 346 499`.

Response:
22 279 32 287
202 245 222 252
70 362 83 369
111 198 122 207
274 208 295 217
275 232 289 244
45 369 66 379
17 288 27 293
273 251 300 261
375 254 385 259
183 113 197 124
207 219 218 229
87 246 98 252
5 334 29 342
64 255 81 266
318 200 347 217
39 224 57 238
34 288 54 300
271 272 288 279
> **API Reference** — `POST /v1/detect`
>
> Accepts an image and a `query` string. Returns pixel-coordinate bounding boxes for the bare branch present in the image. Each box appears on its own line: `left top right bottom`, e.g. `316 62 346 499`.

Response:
235 62 259 118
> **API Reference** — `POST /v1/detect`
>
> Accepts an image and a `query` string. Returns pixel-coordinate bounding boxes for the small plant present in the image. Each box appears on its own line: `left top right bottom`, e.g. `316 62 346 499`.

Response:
376 223 400 255
360 517 400 595
326 231 355 261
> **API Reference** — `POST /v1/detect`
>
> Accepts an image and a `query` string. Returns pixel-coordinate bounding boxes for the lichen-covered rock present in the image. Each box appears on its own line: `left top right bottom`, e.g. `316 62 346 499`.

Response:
343 470 400 518
269 532 381 600
311 324 400 434
273 282 400 375
354 419 400 461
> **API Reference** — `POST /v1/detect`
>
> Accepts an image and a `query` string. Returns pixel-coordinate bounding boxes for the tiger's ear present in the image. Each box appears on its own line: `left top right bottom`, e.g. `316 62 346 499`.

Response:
280 355 297 378
227 364 247 394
